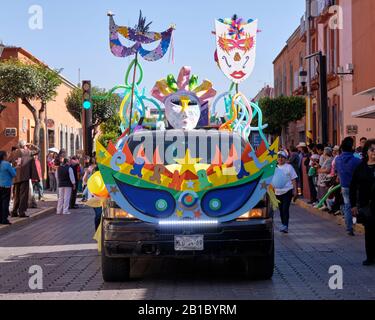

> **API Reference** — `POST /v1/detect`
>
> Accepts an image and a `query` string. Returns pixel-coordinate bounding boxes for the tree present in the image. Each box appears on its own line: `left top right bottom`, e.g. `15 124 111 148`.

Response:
65 87 120 139
258 96 306 138
0 58 62 147
98 114 122 148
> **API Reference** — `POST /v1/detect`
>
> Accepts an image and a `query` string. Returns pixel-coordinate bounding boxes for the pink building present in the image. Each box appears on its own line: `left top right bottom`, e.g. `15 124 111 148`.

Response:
273 0 374 147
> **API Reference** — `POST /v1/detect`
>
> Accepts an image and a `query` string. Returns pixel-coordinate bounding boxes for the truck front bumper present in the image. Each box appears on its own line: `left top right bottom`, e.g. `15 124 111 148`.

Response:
102 218 274 258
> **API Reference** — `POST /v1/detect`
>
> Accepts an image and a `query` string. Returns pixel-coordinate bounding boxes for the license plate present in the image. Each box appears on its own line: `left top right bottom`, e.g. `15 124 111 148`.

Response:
174 235 204 251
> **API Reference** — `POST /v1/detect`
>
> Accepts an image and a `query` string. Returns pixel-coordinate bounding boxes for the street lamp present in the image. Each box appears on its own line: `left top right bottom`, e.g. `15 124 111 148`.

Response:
299 69 308 94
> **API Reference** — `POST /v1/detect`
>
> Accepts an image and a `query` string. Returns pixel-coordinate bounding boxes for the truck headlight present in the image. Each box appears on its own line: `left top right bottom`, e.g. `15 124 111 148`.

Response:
105 207 135 219
237 208 267 220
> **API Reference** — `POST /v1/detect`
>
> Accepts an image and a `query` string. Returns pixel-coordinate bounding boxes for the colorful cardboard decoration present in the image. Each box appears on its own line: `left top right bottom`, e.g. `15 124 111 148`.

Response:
151 66 217 130
95 132 279 224
109 12 175 61
215 16 258 83
88 13 280 232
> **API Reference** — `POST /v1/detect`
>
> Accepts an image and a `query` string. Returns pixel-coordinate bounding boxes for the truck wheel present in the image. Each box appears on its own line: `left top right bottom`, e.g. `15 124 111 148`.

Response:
101 251 130 282
101 226 130 282
245 244 274 280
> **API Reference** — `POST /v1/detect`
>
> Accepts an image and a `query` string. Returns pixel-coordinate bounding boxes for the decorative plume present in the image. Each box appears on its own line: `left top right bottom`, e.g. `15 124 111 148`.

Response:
135 10 153 33
151 66 217 104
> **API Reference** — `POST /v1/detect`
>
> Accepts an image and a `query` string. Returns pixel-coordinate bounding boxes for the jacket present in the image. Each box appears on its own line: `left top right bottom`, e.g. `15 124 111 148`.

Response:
9 148 39 183
350 162 375 214
0 161 17 188
335 152 362 188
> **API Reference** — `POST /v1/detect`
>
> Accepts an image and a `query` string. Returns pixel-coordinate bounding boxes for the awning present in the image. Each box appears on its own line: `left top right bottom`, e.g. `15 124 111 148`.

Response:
352 105 375 119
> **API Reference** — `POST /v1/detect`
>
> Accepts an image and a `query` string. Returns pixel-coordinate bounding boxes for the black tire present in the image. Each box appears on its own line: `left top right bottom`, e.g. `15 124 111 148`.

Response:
244 243 275 280
101 225 130 282
101 252 130 282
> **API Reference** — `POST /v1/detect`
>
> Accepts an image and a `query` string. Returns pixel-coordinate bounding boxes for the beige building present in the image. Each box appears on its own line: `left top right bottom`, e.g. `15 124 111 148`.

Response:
0 47 82 176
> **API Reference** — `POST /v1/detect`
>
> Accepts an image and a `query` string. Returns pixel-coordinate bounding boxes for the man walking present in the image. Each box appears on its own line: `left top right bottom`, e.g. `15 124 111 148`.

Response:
9 141 40 218
57 158 76 215
335 137 362 236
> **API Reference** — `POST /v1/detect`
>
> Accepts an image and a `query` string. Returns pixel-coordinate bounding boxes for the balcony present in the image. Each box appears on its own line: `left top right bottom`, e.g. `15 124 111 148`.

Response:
313 0 337 23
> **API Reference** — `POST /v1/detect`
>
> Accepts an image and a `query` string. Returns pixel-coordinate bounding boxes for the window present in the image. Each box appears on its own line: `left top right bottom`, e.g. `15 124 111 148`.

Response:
65 132 68 153
60 130 63 150
283 63 287 95
330 29 338 74
70 133 75 156
299 131 306 143
289 62 294 95
48 130 55 148
313 103 317 142
76 135 80 151
332 103 338 145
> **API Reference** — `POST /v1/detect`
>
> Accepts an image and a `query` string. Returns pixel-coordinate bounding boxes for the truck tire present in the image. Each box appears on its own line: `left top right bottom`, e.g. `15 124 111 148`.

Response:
101 225 130 282
101 251 130 282
245 243 274 280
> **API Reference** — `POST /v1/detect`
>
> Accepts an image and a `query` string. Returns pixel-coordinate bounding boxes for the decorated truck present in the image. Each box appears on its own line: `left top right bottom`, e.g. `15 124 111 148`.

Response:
88 13 279 282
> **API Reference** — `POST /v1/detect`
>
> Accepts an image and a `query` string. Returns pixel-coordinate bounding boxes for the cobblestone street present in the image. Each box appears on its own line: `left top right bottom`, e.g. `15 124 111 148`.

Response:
0 204 374 300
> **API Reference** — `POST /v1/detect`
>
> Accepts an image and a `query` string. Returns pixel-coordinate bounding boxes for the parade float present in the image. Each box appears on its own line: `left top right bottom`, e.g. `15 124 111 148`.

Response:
88 12 279 282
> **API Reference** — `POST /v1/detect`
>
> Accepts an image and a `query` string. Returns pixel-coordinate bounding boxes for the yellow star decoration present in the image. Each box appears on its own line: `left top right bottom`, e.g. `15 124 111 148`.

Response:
176 209 183 217
174 149 202 175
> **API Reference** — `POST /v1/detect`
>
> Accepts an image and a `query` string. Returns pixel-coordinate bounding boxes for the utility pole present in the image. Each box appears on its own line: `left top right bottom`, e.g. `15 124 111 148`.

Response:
317 53 328 145
305 0 313 144
82 80 93 157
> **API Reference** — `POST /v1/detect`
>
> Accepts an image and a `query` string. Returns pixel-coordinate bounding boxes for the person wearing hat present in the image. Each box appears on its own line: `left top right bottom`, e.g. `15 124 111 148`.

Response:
8 140 40 218
271 151 298 233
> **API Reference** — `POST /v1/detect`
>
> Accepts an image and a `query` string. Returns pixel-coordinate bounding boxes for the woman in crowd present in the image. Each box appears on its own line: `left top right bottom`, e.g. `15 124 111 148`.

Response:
271 151 298 234
316 147 333 209
0 151 17 225
47 152 58 192
306 144 318 205
350 139 375 266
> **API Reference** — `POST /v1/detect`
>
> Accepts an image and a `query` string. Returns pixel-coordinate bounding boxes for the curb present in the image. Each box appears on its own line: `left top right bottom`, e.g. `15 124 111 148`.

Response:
295 199 365 234
0 207 56 236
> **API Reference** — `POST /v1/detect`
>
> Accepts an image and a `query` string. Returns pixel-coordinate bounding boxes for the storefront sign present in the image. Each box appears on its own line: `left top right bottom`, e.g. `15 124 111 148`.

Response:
346 125 358 135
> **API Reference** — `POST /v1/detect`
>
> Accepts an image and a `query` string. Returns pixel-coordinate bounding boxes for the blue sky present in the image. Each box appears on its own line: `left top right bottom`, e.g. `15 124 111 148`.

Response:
1 0 305 98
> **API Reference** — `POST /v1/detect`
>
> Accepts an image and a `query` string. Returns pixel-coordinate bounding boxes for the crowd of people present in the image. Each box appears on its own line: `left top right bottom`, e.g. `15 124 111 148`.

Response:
0 140 98 227
1 136 374 266
272 136 375 266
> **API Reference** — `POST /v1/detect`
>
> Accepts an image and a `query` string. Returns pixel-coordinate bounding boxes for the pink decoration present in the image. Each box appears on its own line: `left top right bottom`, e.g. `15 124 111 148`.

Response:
177 66 191 90
198 88 217 104
151 86 166 103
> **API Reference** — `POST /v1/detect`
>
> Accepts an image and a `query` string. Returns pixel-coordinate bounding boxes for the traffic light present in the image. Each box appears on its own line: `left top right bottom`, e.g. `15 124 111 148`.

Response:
82 80 93 156
82 80 92 110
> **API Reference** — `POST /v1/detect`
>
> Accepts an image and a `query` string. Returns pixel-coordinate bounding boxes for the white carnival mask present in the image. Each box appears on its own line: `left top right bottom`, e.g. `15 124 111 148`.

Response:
215 17 258 84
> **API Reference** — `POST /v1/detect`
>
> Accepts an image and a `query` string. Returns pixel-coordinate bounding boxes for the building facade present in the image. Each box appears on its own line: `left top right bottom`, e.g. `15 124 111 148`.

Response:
273 0 374 147
252 85 275 102
0 47 82 175
273 26 307 147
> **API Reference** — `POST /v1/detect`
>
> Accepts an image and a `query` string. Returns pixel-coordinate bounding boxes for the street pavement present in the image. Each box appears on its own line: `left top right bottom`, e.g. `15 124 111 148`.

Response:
0 203 374 300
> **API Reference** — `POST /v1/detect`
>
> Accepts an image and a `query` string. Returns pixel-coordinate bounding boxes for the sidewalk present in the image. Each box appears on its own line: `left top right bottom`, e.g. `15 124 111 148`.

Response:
0 191 58 233
295 197 365 234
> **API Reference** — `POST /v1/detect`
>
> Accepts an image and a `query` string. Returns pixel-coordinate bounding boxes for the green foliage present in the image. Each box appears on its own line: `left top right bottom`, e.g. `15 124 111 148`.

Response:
98 114 122 148
0 58 62 104
0 58 62 147
258 96 306 136
65 87 120 128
